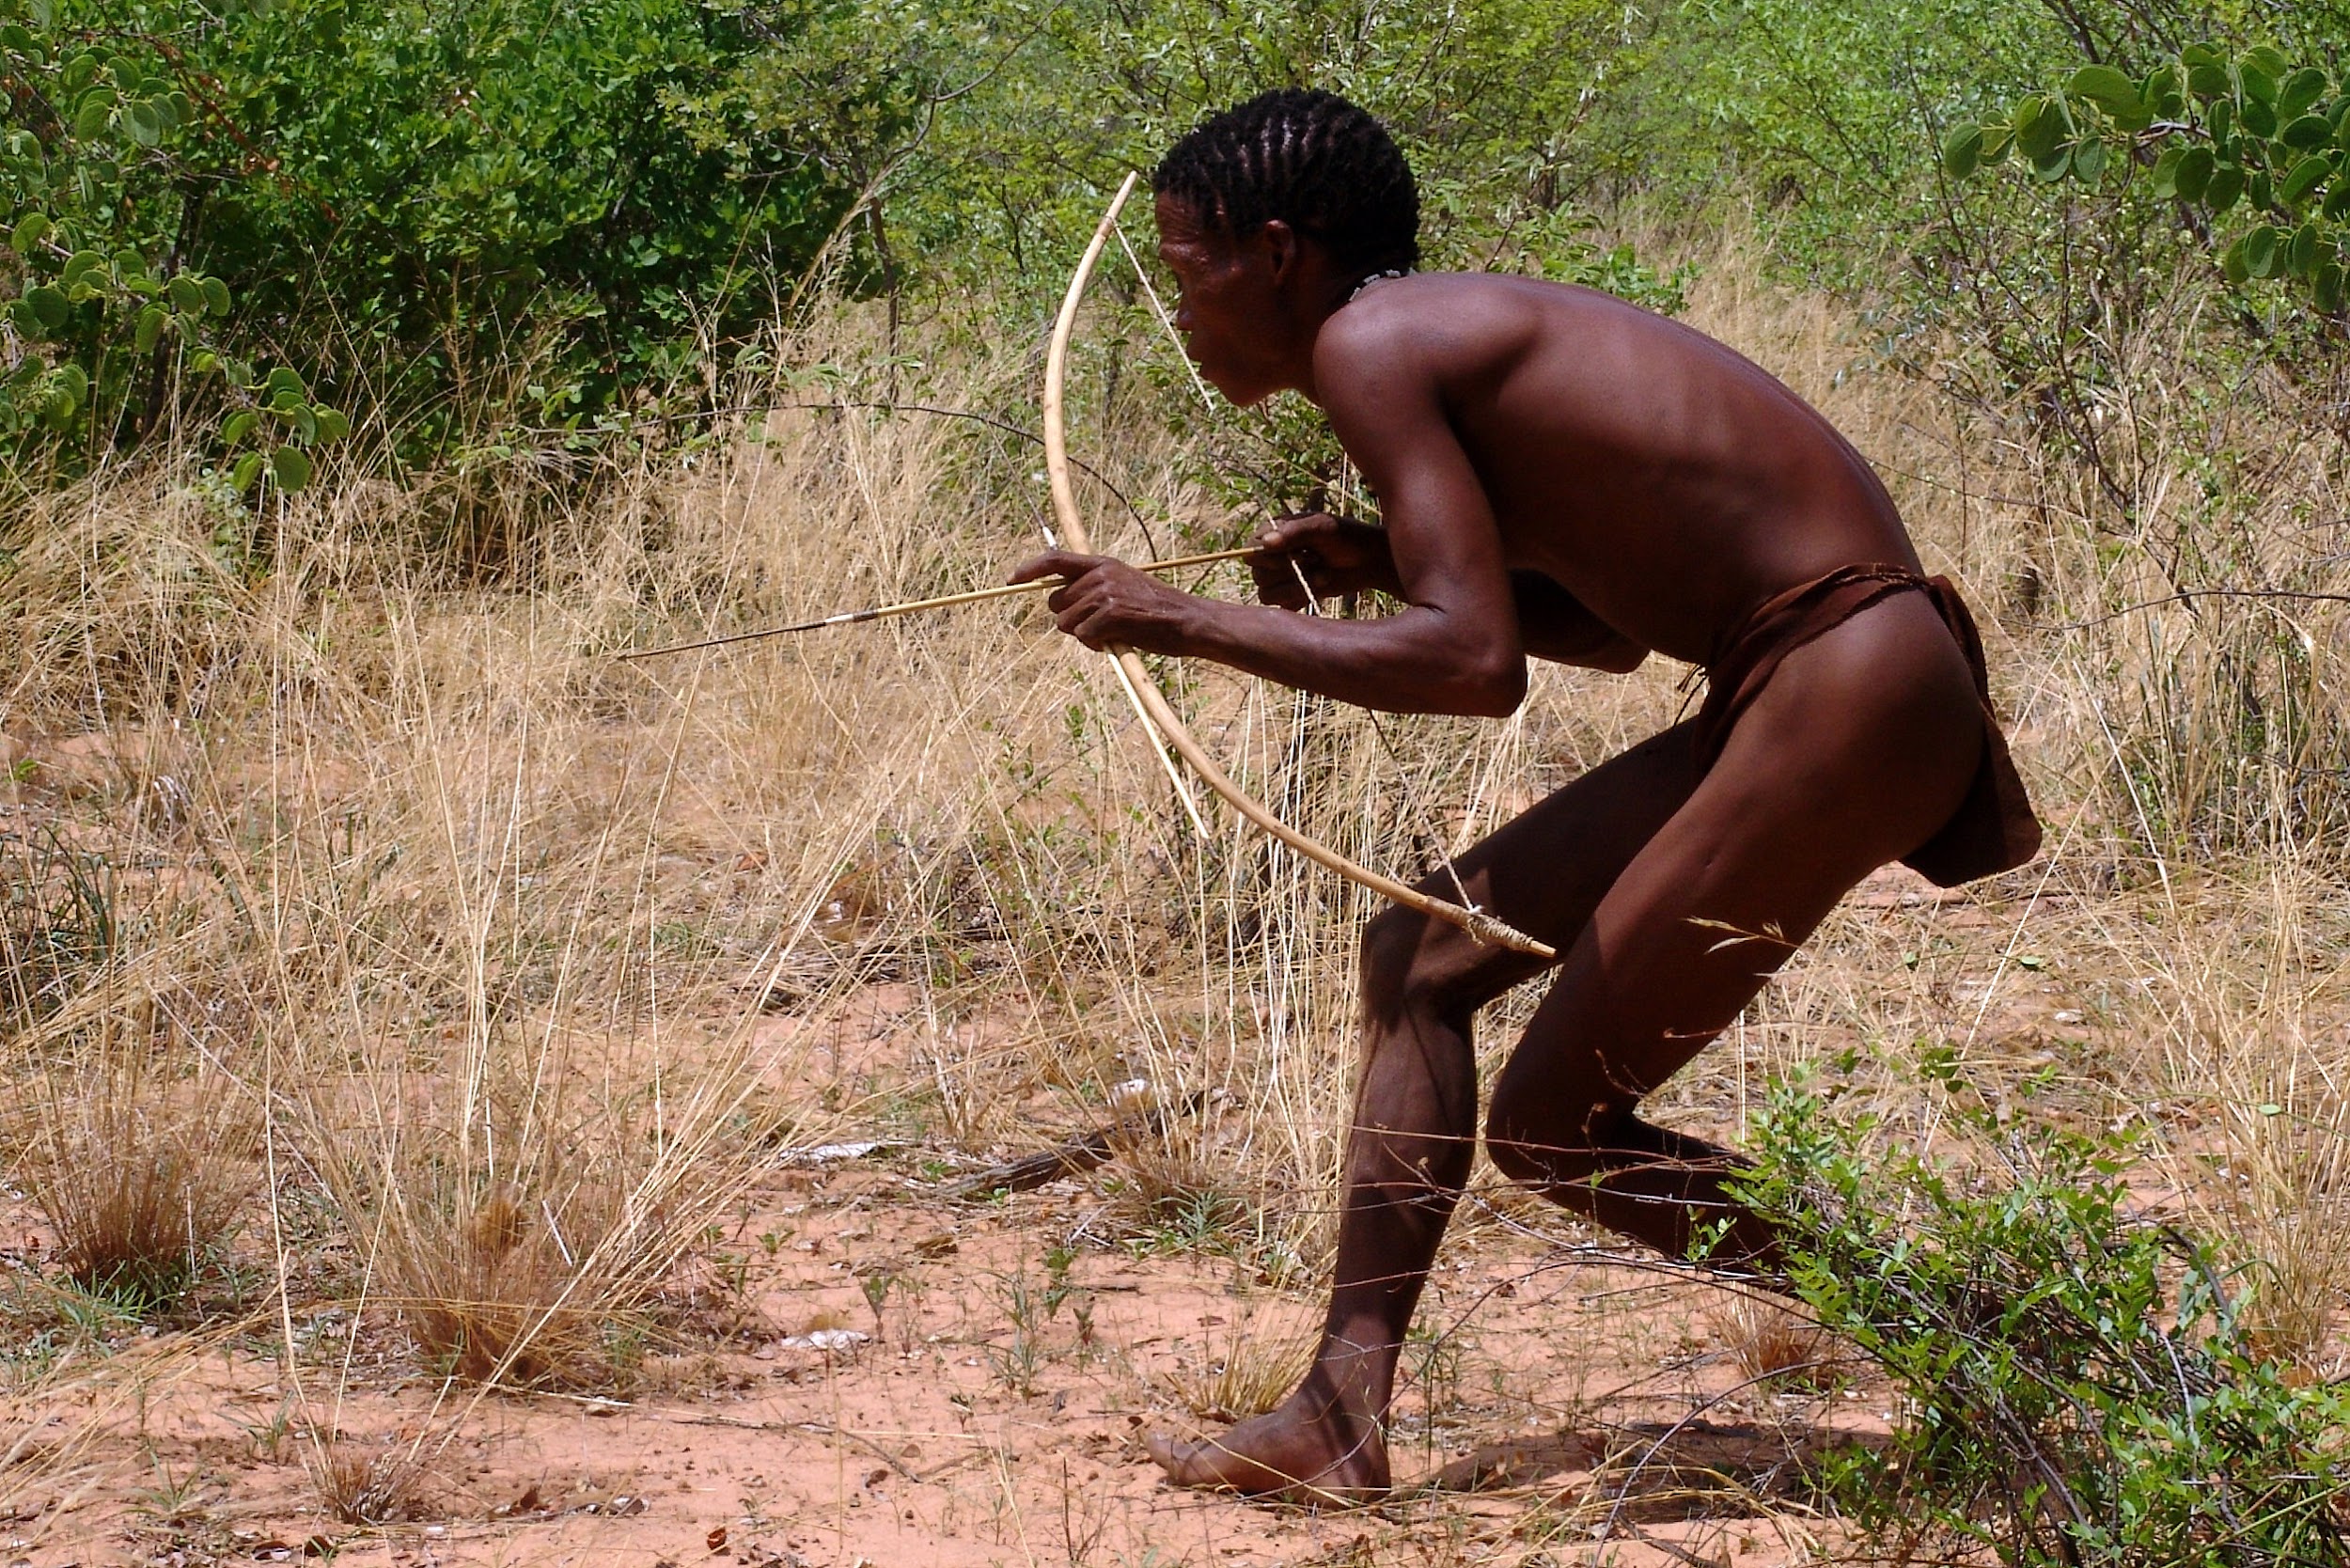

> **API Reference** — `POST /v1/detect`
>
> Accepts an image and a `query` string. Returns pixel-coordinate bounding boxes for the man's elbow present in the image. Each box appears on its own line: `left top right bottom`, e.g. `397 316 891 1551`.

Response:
1455 656 1528 717
1586 639 1648 675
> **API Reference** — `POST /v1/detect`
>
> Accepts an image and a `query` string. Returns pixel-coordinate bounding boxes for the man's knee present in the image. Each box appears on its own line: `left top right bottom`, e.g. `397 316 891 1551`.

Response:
1483 1078 1626 1186
1358 903 1515 1021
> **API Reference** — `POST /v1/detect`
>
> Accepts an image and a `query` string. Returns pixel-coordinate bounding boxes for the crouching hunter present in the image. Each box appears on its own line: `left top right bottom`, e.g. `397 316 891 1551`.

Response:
1011 89 2041 1505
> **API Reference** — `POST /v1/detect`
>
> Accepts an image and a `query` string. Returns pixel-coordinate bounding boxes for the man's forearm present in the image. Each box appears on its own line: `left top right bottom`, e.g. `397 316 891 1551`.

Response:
1177 596 1527 717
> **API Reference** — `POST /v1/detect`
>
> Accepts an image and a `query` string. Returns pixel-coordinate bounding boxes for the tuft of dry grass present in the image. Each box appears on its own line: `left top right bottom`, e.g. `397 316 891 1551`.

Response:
1165 1295 1321 1423
305 1433 425 1525
1709 1296 1832 1392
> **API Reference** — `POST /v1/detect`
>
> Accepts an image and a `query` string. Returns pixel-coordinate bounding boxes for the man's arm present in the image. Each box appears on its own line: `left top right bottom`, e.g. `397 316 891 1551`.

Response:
1010 310 1536 717
1511 571 1648 672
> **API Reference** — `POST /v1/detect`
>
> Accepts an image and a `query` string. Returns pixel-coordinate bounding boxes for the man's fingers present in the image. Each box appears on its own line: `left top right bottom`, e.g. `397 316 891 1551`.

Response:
1008 548 1104 586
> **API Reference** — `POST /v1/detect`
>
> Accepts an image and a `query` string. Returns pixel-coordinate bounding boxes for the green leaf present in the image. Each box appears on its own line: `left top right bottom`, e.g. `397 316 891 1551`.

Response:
2222 232 2254 285
61 248 103 290
271 444 313 491
53 362 86 409
2187 62 2231 100
2288 222 2321 279
2316 259 2346 312
2030 142 2074 183
2244 45 2294 84
2244 225 2283 279
2152 145 2186 199
2067 66 2144 126
2282 113 2334 150
167 274 202 314
133 303 165 353
230 451 264 492
24 284 68 330
10 212 50 255
1941 122 1985 180
2239 60 2279 110
2071 138 2107 183
263 366 305 399
2014 97 2066 164
71 93 111 140
314 407 350 443
2326 180 2350 220
2206 165 2246 212
2175 145 2216 202
221 410 258 446
2280 153 2334 207
122 100 162 146
2240 95 2278 140
199 276 231 316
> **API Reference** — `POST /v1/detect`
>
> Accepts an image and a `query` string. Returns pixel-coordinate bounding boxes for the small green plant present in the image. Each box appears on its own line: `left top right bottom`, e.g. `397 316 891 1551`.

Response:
1739 1074 2350 1566
983 1246 1094 1396
0 825 120 1025
984 1263 1048 1398
857 1265 897 1335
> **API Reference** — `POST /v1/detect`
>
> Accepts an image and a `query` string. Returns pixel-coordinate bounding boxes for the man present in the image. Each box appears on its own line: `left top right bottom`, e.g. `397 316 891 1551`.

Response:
1010 88 2038 1505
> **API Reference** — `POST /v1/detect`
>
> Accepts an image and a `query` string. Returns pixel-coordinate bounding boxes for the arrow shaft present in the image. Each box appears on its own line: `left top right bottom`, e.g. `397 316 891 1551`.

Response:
618 545 1257 661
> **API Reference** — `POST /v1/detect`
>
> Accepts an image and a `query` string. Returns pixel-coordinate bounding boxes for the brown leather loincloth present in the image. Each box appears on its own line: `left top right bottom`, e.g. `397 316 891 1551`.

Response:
1691 564 2042 887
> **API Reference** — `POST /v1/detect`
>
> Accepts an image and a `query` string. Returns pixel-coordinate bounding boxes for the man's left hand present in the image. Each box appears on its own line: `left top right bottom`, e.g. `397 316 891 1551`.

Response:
1010 550 1200 652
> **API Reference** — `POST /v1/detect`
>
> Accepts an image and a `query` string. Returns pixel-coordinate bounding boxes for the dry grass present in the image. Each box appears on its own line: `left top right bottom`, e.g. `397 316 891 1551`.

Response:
1 232 2348 1559
1165 1294 1322 1422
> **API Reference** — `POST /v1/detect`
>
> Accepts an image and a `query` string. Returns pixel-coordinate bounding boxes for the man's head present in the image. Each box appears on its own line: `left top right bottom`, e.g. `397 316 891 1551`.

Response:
1151 91 1418 404
1152 89 1419 280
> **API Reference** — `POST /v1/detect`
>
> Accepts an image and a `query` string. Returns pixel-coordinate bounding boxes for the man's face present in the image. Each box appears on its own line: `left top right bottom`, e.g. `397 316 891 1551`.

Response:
1153 191 1290 406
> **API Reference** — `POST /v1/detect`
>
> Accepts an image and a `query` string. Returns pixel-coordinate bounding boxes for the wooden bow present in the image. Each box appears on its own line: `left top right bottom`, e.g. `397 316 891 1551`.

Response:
1042 173 1555 960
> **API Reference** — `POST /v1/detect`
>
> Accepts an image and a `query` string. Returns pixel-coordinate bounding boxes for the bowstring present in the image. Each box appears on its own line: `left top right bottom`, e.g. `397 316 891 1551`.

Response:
1106 212 1489 924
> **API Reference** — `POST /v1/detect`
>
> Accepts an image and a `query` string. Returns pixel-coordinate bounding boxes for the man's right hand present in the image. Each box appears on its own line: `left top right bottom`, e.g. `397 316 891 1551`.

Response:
1250 512 1402 608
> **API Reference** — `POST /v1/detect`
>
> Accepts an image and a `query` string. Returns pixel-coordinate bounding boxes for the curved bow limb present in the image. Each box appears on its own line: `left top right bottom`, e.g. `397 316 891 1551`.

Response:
1042 174 1556 961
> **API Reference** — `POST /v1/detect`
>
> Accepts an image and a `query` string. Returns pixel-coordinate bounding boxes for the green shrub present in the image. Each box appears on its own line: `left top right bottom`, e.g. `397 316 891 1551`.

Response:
1 0 890 476
1740 1076 2350 1565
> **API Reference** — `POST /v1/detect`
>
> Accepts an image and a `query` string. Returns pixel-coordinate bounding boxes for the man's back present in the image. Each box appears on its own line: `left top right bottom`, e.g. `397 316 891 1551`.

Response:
1313 273 1923 665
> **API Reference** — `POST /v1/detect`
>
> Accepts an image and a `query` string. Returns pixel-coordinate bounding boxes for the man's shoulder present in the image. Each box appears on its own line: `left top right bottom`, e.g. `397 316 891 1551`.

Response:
1313 273 1622 392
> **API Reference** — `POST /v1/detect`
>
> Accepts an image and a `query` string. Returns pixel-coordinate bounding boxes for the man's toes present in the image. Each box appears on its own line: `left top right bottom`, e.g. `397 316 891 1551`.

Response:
1143 1431 1195 1480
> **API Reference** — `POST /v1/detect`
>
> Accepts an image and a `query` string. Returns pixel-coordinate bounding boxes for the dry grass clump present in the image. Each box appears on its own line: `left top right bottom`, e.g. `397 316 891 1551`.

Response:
7 932 257 1307
1710 1296 1832 1392
1165 1295 1321 1422
305 1433 425 1525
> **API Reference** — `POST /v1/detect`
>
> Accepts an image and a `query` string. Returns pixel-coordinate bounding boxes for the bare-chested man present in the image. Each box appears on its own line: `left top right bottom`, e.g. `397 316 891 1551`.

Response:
1010 88 2039 1506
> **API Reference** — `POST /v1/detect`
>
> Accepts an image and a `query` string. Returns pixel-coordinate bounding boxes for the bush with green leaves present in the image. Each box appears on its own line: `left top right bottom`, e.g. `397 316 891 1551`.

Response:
1 0 899 483
1740 1073 2350 1566
1946 45 2350 315
0 0 343 490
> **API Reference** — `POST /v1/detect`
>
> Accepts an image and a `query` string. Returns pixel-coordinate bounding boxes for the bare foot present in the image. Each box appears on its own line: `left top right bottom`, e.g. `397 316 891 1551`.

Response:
1145 1391 1388 1506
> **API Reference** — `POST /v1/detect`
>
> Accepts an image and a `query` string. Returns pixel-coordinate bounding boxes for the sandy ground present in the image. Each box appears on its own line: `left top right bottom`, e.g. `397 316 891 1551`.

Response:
6 1158 1878 1568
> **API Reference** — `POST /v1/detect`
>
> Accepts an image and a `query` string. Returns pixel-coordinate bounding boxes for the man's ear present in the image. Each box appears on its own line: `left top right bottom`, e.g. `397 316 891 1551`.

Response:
1259 218 1301 287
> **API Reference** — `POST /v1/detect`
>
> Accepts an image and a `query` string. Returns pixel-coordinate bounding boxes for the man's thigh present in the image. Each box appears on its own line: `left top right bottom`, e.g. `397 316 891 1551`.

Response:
1492 595 1984 1107
1389 722 1707 1008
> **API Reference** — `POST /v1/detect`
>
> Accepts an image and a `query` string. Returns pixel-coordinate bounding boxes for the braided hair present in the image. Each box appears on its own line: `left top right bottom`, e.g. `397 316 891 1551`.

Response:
1153 89 1419 278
